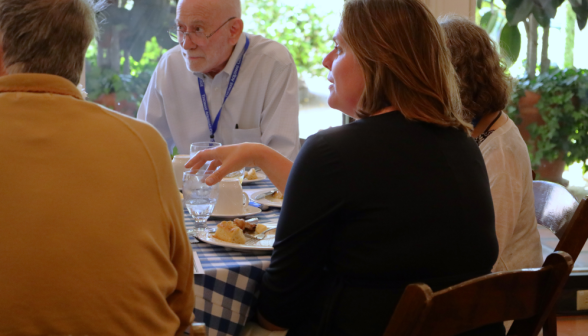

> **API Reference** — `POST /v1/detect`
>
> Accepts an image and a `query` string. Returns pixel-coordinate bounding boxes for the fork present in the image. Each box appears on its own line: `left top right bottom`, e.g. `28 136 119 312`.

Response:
244 227 276 241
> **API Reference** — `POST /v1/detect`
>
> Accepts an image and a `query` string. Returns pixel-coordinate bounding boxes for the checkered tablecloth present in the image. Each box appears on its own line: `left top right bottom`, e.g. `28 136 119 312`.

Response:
185 178 280 336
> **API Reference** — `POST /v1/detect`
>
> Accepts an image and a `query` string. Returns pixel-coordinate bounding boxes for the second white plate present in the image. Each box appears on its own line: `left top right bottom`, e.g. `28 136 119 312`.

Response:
250 190 283 208
210 205 262 219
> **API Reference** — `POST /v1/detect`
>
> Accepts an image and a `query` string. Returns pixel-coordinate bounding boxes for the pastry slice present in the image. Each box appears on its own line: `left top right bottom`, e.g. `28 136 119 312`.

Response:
213 221 246 244
244 168 258 180
234 218 257 232
255 224 268 234
271 190 284 200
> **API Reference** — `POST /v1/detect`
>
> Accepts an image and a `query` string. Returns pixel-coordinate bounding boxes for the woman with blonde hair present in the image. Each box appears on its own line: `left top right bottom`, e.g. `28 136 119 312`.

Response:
439 15 543 273
189 0 503 335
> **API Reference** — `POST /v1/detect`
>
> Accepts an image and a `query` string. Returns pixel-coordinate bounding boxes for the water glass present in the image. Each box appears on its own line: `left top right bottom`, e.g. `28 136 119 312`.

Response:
190 142 222 158
190 142 222 172
183 170 219 232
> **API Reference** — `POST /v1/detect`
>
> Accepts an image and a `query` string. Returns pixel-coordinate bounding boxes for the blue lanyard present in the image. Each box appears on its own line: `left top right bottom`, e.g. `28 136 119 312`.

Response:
198 36 250 142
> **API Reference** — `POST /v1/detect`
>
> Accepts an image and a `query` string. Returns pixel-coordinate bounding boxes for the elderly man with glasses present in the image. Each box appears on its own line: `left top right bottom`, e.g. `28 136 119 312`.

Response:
138 0 300 160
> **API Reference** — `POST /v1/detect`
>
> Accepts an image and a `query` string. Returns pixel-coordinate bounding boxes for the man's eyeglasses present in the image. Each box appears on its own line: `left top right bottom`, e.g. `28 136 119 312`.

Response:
169 17 236 44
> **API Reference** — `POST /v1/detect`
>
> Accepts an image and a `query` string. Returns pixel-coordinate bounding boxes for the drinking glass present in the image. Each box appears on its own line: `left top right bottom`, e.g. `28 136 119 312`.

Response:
190 142 222 172
224 167 246 185
190 142 222 158
183 170 219 233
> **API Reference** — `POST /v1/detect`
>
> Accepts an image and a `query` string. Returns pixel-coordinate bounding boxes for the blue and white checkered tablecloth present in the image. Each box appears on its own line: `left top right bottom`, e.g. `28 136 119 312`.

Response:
186 179 279 336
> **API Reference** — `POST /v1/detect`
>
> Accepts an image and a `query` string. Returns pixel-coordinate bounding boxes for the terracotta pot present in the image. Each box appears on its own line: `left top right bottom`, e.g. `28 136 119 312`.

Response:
517 90 544 142
94 93 137 117
517 90 565 184
536 156 566 185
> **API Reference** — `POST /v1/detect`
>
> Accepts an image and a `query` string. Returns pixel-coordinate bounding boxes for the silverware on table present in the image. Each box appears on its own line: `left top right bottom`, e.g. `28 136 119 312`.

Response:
254 189 277 200
244 227 276 241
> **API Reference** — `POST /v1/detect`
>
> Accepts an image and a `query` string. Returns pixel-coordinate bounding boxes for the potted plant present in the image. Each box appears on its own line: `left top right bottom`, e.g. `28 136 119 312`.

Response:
477 0 587 183
507 68 588 182
85 66 153 117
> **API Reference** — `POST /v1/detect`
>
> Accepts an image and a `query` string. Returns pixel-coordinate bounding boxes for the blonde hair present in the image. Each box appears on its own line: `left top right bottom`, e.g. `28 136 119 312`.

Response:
439 15 512 121
0 0 105 84
341 0 471 133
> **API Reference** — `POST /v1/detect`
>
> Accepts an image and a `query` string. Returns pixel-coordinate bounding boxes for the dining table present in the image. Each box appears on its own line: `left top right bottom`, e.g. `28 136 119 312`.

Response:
186 178 280 336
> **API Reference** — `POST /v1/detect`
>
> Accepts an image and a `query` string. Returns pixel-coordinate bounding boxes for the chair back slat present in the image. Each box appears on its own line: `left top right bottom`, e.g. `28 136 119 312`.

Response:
383 252 574 336
554 198 588 262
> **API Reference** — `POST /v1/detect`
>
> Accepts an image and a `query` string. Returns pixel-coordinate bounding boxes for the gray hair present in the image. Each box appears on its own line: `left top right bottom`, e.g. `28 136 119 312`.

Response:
0 0 106 85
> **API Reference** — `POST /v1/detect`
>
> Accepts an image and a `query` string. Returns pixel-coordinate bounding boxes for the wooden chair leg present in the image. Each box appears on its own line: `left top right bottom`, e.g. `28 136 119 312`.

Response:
542 312 557 336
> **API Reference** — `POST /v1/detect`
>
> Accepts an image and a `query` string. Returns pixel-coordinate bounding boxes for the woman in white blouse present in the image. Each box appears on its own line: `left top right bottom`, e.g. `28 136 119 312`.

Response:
440 15 543 272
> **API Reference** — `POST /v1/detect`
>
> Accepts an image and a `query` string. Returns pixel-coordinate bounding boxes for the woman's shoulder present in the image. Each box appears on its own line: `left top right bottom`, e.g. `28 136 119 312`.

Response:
480 118 532 180
480 119 529 158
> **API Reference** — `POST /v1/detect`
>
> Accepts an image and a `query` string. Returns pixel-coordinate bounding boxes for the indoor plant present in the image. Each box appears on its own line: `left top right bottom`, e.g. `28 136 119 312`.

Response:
507 68 588 181
479 0 588 183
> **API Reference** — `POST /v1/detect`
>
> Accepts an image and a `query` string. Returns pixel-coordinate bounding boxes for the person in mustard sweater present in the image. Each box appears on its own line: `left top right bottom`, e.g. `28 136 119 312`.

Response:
0 1 194 335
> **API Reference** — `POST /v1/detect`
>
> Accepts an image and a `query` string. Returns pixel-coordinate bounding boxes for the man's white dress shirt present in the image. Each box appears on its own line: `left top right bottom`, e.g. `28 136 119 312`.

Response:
138 33 300 160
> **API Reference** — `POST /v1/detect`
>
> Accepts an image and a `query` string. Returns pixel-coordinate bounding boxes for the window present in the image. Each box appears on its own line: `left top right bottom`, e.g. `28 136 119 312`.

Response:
84 0 344 137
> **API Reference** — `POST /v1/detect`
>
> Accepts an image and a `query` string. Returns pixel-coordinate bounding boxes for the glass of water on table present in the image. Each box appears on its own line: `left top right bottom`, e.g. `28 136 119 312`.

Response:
183 170 219 233
190 142 222 170
190 142 245 183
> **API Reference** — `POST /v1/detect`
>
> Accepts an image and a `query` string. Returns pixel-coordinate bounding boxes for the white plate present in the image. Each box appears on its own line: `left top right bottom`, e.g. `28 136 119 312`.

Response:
210 205 262 218
195 227 276 250
242 171 267 184
250 190 283 208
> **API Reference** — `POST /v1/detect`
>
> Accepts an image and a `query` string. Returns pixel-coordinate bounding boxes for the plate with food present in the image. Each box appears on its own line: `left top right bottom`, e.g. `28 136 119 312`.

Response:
196 218 277 250
242 168 267 184
251 189 283 208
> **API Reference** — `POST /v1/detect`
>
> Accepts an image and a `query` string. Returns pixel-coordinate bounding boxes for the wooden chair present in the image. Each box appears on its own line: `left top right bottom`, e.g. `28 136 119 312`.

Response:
190 322 207 336
533 181 579 240
382 251 574 336
533 181 588 336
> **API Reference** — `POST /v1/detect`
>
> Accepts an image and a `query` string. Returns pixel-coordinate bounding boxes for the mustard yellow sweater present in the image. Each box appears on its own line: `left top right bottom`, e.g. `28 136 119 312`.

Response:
0 74 194 335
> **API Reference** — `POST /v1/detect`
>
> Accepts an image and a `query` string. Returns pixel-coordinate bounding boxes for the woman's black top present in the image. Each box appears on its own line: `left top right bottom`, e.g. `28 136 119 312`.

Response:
257 112 502 336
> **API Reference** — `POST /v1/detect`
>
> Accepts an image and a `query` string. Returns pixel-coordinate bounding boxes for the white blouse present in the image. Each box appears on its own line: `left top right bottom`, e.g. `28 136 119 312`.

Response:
479 118 544 272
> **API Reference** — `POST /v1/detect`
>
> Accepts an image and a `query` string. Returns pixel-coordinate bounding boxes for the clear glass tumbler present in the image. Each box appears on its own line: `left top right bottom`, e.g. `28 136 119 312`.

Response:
190 142 222 172
183 170 219 233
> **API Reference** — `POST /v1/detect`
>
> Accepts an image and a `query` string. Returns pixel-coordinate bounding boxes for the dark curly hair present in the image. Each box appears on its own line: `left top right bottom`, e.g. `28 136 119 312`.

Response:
439 15 512 122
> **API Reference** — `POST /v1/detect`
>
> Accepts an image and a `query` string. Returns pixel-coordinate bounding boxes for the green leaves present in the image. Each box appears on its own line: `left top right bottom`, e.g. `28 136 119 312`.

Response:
569 0 588 29
503 0 586 29
481 11 500 31
243 0 334 78
505 0 534 25
500 24 522 64
509 68 588 168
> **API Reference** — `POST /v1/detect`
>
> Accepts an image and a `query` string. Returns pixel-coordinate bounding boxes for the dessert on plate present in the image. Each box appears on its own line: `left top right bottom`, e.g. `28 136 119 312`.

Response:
213 221 247 244
213 219 269 244
244 168 258 180
270 190 284 200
